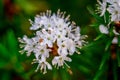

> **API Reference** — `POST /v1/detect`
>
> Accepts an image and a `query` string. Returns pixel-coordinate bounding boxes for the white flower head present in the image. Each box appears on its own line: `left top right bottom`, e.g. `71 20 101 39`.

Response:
19 9 87 74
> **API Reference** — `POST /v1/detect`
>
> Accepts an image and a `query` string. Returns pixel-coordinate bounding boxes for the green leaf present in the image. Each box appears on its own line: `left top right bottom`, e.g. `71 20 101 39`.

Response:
94 34 104 41
105 38 112 51
14 62 24 73
89 23 99 27
60 69 70 80
6 30 18 55
93 68 106 80
87 6 103 23
53 69 58 80
0 60 7 68
117 49 120 67
15 0 40 14
118 36 120 47
93 51 110 80
0 43 10 59
78 65 91 74
112 60 118 80
99 52 110 70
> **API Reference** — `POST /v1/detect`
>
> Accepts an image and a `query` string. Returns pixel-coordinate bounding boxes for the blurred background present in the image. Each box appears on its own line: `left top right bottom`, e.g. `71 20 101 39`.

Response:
0 0 110 80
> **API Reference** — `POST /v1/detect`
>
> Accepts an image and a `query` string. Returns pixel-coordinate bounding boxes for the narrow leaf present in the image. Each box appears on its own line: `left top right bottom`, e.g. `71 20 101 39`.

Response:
0 43 10 59
93 51 110 80
87 6 103 23
94 34 103 41
6 30 18 55
105 38 112 51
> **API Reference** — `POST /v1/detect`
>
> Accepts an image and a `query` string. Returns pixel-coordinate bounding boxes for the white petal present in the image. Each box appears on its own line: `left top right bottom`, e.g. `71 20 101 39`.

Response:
65 56 72 62
52 57 58 65
113 29 120 35
99 25 109 34
69 47 75 55
112 37 118 44
46 62 52 70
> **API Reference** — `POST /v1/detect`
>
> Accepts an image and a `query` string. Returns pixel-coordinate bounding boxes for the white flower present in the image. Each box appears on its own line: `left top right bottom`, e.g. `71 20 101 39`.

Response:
57 38 76 55
32 56 52 74
96 0 120 35
52 55 72 69
97 0 107 16
19 10 86 74
107 0 120 5
41 29 55 47
57 39 69 56
97 0 120 22
99 23 120 36
34 45 50 59
55 29 67 42
18 35 37 56
99 24 109 34
107 3 120 21
67 39 76 55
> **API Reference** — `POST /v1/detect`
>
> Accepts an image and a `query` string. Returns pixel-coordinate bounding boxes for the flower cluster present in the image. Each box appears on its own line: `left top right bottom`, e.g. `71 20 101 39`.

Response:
97 0 120 21
18 10 87 74
96 0 120 44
